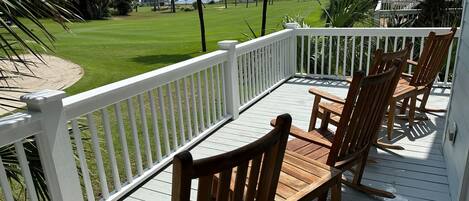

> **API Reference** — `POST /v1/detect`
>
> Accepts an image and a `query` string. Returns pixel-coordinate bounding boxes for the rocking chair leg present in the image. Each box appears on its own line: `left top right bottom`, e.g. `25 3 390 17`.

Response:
409 95 416 128
387 100 396 140
419 87 431 111
331 181 342 201
374 141 405 150
320 111 331 130
400 97 409 114
309 97 321 131
318 191 328 201
342 179 396 198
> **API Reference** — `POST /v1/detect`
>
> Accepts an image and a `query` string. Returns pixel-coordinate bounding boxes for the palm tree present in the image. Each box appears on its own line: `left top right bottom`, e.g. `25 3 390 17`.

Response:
171 0 176 12
196 0 207 52
261 0 268 36
0 0 80 199
319 0 374 27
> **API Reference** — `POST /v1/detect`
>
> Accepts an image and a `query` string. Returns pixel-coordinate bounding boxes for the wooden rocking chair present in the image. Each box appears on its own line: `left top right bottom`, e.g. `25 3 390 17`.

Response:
172 114 292 201
272 66 401 199
309 44 412 147
400 28 457 115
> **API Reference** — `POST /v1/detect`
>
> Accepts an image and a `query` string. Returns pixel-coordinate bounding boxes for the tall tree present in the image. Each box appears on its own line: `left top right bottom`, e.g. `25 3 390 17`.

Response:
261 0 268 36
320 0 373 27
171 0 176 12
196 0 207 52
0 0 80 199
225 0 228 8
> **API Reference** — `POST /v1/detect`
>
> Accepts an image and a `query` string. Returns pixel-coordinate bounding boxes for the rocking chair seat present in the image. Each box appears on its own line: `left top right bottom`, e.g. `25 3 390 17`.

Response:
287 139 331 164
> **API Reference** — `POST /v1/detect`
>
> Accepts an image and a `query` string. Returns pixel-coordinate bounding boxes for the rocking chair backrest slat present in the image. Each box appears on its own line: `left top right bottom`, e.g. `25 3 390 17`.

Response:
411 28 457 87
171 114 292 201
327 64 400 167
370 43 413 93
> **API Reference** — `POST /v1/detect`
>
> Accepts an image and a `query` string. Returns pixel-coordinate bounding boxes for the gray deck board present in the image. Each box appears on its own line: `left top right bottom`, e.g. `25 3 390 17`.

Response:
125 78 451 201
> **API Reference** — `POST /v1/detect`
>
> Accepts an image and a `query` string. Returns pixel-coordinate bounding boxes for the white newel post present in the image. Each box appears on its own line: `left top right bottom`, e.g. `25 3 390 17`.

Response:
21 90 84 201
285 23 299 76
218 40 240 119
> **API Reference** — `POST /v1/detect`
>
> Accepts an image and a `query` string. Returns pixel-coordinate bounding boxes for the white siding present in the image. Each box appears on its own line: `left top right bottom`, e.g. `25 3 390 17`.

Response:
443 0 469 201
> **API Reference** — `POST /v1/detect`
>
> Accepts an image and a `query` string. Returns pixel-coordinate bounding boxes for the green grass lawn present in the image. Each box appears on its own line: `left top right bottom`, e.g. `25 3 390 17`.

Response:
26 2 328 199
44 0 326 95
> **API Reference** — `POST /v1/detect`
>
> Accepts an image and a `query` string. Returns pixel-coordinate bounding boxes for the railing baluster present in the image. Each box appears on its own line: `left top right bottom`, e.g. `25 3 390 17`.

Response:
359 36 364 71
239 55 245 105
147 91 163 161
300 35 304 74
190 75 200 135
251 51 256 97
314 36 319 75
216 65 223 120
71 119 96 200
410 37 416 74
210 67 217 119
307 35 311 74
101 108 122 190
127 98 144 175
329 36 332 75
256 49 261 95
157 87 171 155
351 36 356 74
367 37 372 74
0 155 14 201
196 72 205 130
244 53 249 104
221 63 227 116
137 94 153 168
204 69 212 125
167 83 179 149
444 41 454 84
87 113 110 199
343 36 348 76
321 36 325 75
183 78 193 140
175 80 186 145
14 141 39 201
336 36 340 76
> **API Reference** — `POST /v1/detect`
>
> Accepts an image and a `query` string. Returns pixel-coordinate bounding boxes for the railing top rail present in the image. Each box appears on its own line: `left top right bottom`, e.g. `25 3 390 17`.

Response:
376 7 462 14
295 27 461 37
63 50 228 120
235 29 292 55
0 112 42 147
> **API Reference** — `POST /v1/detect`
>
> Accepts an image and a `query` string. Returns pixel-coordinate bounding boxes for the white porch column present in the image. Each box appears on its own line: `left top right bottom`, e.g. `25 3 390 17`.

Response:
285 23 299 76
21 90 84 201
218 40 240 119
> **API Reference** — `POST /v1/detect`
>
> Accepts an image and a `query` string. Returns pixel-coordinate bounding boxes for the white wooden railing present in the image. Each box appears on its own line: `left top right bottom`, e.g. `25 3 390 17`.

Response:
374 0 462 27
294 27 460 86
0 25 460 201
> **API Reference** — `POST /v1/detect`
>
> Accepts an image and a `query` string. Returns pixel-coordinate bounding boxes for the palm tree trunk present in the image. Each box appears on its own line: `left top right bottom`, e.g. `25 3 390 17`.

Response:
261 0 268 36
171 0 176 12
196 0 207 52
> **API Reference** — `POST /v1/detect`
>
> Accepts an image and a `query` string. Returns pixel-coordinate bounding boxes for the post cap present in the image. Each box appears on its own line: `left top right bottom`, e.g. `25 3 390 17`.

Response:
218 40 238 50
20 89 66 107
285 23 300 29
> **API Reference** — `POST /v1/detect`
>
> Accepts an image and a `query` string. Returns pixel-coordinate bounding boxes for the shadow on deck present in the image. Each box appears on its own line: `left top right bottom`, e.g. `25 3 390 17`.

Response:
125 78 451 201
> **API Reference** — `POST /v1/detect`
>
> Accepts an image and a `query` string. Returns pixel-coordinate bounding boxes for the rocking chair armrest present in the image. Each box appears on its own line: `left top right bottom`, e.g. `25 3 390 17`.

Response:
308 88 346 104
345 77 353 83
271 119 333 148
290 126 333 148
407 59 418 66
401 73 413 79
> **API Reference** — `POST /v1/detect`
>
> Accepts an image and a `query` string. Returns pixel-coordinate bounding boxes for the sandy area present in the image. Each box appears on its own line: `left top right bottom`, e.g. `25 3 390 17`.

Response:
0 54 83 115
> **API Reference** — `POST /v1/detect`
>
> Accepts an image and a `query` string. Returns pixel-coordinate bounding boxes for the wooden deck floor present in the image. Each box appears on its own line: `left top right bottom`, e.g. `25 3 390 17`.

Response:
124 78 451 201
